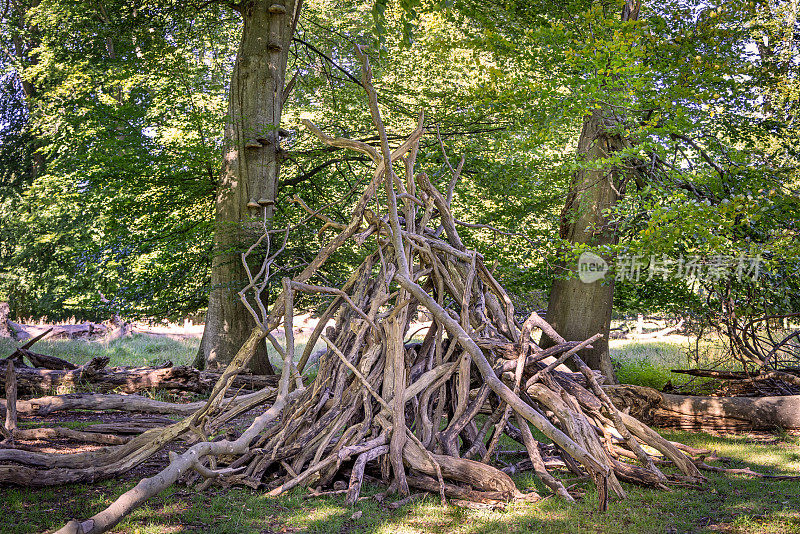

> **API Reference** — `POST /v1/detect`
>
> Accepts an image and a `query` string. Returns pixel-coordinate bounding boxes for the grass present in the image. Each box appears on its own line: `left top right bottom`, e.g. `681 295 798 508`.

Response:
610 341 689 390
610 337 730 391
0 332 326 372
0 334 200 368
1 429 798 534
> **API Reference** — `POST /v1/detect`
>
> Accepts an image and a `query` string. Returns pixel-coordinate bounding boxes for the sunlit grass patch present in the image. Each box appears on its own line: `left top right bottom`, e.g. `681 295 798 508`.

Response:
0 334 200 368
611 341 685 389
610 338 726 390
0 331 325 372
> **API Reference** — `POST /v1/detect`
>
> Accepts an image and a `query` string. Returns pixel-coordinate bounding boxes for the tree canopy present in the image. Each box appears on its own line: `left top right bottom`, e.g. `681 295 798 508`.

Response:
1 0 797 331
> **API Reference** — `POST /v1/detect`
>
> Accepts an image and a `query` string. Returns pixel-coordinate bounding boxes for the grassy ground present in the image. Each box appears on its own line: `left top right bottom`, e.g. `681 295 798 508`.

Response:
2 429 799 534
609 335 731 391
0 335 200 368
2 336 800 533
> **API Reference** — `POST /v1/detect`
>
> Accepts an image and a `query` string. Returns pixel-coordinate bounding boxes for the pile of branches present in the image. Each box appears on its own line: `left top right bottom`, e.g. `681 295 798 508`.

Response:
724 310 800 369
675 309 800 397
678 270 800 396
1 49 710 534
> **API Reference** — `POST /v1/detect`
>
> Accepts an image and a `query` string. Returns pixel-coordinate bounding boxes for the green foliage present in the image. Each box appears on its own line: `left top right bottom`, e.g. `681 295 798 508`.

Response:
1 0 797 327
1 1 237 320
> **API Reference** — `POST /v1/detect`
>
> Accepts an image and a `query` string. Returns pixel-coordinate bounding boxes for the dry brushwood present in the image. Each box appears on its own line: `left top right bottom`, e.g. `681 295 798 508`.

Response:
1 48 709 534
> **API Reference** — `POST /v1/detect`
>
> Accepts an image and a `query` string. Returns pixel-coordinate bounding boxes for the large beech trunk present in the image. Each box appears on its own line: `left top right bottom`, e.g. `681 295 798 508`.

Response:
197 0 299 374
541 3 641 382
541 109 625 381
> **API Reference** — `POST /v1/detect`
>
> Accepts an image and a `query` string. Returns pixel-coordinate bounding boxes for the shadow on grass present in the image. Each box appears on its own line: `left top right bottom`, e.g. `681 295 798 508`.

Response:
2 430 798 534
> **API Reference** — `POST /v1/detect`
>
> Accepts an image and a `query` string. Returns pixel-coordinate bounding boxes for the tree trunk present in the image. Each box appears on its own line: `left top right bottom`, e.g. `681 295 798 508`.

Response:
541 109 626 382
540 1 641 383
197 0 299 373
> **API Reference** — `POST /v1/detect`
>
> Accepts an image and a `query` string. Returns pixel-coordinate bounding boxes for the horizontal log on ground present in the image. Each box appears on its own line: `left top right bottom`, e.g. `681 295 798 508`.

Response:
0 358 278 394
10 426 131 445
22 350 78 370
8 321 108 341
672 368 800 388
79 419 177 434
1 389 277 417
605 384 800 431
406 473 532 504
501 456 568 474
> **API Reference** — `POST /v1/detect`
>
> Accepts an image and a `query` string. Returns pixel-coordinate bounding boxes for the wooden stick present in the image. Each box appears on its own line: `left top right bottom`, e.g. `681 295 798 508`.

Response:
5 361 17 434
515 413 573 501
346 444 389 504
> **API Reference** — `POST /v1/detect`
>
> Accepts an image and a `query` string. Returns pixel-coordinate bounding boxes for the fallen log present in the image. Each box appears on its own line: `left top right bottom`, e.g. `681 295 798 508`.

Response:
672 368 800 388
0 357 278 395
1 328 55 369
7 321 107 341
632 319 684 339
1 388 277 417
79 419 176 434
10 427 131 445
20 349 78 370
103 322 131 343
605 384 800 431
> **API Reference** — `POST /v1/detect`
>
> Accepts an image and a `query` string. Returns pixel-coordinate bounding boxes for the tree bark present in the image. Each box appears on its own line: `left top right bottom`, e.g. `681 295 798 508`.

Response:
540 1 641 383
541 109 625 382
0 358 278 395
605 384 800 431
197 0 299 374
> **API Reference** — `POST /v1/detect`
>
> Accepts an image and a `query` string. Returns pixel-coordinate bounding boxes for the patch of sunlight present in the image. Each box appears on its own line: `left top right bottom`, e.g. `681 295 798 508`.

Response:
732 509 800 534
130 524 185 534
662 432 800 475
375 524 428 534
288 503 343 527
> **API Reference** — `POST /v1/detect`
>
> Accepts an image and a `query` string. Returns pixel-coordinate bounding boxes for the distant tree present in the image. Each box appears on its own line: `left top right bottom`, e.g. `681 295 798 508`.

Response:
0 1 230 320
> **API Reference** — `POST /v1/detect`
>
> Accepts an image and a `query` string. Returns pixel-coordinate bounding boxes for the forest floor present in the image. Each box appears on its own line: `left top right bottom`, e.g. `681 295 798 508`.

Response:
1 330 799 533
